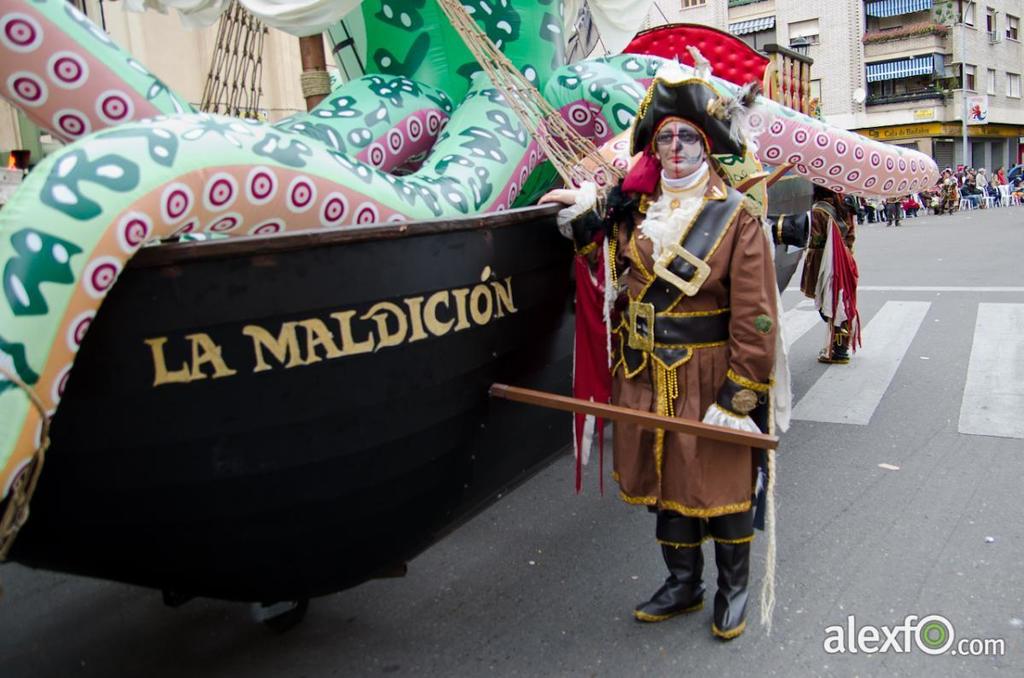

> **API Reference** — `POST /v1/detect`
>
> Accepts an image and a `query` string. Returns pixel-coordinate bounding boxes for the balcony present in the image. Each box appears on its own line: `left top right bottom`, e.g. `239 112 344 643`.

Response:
865 89 946 106
729 0 771 7
863 23 950 59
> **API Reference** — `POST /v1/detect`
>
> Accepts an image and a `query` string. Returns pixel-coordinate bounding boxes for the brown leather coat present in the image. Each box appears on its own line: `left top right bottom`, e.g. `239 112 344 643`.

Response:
607 171 778 518
799 199 856 300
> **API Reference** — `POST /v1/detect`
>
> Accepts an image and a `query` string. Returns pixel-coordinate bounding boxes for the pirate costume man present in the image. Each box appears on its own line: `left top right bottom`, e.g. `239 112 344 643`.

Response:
799 186 861 364
543 60 784 640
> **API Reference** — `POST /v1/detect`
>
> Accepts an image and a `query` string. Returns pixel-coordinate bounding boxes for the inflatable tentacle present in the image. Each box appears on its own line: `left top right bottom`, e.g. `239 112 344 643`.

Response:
349 0 566 102
0 71 550 491
274 75 455 173
543 55 940 196
0 0 193 143
543 58 652 147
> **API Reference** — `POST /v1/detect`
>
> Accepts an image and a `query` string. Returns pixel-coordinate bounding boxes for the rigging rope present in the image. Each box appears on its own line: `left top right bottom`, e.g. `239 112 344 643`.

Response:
200 0 267 118
433 0 622 189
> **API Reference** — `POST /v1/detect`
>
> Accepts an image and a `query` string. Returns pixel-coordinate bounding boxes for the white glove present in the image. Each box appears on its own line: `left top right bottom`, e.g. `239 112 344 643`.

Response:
701 403 761 434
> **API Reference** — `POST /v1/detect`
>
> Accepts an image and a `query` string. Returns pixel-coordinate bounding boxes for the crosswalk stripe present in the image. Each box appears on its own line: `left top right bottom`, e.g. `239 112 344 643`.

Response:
792 301 931 425
786 286 1024 293
783 300 822 350
958 303 1024 440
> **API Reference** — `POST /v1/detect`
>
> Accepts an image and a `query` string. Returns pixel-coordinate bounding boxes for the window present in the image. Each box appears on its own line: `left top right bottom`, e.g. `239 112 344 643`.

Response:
739 28 778 51
1007 15 1020 40
681 0 706 8
789 18 820 46
962 1 976 26
988 68 997 94
962 63 976 90
1008 72 1021 98
986 7 996 33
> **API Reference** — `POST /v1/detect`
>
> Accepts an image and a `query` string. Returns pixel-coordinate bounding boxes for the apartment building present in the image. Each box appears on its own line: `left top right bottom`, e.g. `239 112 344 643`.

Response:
661 0 1024 169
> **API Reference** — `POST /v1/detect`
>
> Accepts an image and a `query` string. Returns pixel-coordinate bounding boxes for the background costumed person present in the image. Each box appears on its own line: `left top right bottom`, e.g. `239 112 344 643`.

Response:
800 186 861 364
541 61 782 640
940 168 961 214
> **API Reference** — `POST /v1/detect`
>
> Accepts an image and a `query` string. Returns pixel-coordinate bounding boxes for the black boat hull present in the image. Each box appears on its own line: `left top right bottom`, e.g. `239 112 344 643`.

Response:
9 206 574 602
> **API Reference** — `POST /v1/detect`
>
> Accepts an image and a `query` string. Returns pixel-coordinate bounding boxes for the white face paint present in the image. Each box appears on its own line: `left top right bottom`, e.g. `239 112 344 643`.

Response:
654 120 706 180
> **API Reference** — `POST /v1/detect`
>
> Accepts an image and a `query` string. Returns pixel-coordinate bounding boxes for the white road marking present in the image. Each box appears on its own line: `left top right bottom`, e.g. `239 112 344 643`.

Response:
782 302 822 350
787 286 1024 293
792 301 931 425
958 303 1024 440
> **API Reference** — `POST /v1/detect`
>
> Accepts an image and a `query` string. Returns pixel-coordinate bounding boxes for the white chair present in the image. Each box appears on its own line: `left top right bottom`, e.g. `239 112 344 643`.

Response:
998 185 1019 206
981 194 997 209
958 196 975 210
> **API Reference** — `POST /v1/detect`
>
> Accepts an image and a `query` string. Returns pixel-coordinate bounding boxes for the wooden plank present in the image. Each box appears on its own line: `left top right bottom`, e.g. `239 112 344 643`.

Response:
490 384 779 449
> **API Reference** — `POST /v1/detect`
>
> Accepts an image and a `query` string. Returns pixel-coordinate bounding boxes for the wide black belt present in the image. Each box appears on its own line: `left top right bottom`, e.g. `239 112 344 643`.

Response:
622 304 730 372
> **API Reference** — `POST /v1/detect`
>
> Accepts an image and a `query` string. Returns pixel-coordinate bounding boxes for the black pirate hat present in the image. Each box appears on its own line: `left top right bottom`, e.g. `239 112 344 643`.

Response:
630 61 756 158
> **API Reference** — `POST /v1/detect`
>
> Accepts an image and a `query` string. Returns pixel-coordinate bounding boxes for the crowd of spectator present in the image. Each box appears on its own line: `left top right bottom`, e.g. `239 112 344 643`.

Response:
843 163 1024 224
921 164 1023 213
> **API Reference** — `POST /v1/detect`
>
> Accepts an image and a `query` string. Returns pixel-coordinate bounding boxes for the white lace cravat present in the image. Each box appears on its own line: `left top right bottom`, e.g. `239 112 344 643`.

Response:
639 165 710 260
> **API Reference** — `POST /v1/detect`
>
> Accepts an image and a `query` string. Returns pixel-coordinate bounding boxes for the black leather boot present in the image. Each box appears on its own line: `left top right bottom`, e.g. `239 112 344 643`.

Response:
709 511 753 640
831 324 852 363
818 323 851 364
634 512 705 622
711 540 751 640
634 544 705 622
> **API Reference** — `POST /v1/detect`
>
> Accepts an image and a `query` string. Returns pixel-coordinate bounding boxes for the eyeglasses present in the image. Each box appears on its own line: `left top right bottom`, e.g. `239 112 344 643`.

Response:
655 130 702 146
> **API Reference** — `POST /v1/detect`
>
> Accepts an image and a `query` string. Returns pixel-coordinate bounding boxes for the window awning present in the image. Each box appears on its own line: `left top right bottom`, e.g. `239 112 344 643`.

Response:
865 55 936 82
728 16 776 35
865 0 933 18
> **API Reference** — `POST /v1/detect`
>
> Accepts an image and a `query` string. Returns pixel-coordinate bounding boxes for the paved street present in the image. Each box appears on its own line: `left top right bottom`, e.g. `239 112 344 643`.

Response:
2 205 1023 677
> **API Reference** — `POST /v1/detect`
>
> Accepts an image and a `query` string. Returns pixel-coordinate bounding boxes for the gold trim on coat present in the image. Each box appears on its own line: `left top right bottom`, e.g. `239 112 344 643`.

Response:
661 306 730 318
619 490 658 507
654 339 727 351
617 490 753 519
725 368 771 392
629 230 654 282
654 428 665 485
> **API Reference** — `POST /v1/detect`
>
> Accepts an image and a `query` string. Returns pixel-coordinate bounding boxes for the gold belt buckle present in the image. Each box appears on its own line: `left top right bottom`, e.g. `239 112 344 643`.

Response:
653 243 711 297
627 300 655 353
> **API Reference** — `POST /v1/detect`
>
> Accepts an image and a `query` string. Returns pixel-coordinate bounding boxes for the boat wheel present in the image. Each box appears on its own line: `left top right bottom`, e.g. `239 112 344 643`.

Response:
254 599 309 633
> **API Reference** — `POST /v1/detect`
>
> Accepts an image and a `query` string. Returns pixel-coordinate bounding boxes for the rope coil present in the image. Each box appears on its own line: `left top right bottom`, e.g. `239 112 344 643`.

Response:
0 364 51 564
300 70 332 99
